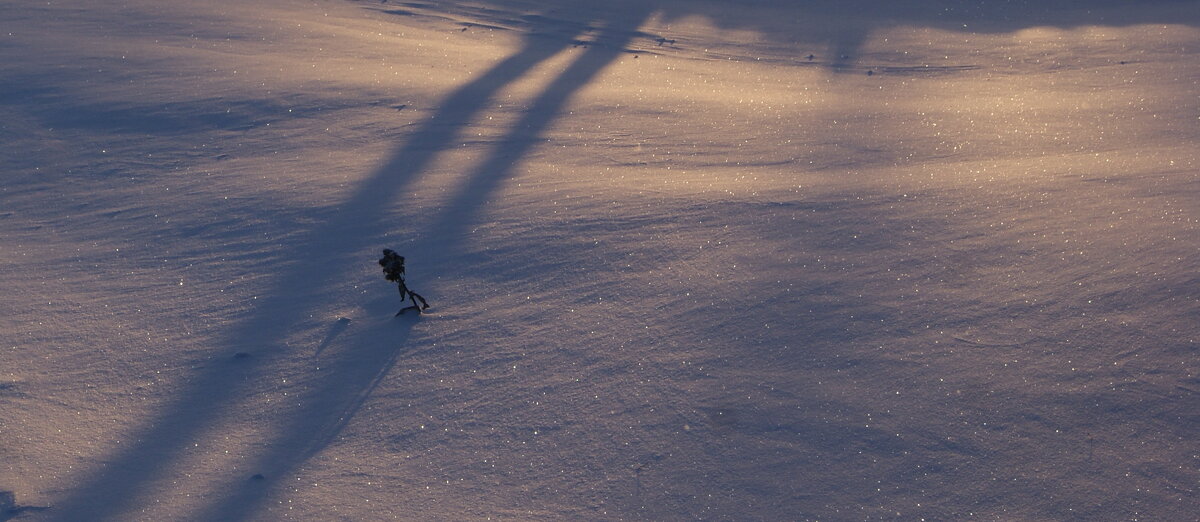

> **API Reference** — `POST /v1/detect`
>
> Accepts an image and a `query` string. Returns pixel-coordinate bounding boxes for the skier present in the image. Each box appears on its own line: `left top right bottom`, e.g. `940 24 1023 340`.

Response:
379 249 429 315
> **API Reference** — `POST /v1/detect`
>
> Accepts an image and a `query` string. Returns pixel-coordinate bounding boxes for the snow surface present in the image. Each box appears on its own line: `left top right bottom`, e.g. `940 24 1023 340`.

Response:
2 0 1198 519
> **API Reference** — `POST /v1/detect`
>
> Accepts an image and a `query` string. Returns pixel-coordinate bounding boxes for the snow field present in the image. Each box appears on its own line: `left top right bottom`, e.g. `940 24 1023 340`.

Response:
1 0 1197 519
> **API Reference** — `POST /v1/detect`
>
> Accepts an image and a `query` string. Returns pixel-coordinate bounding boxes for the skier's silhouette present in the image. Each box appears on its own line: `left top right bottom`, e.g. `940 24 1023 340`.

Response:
379 249 429 315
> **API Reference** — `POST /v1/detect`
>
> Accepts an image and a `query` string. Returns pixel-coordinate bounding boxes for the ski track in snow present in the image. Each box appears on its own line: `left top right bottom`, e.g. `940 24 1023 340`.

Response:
1 0 1198 520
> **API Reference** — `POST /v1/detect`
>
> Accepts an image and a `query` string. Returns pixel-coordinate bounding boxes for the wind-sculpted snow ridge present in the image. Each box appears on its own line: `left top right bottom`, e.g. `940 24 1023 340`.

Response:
1 0 1197 519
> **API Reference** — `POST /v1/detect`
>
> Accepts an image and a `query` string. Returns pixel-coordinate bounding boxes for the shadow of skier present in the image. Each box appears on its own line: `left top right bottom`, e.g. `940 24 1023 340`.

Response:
47 5 652 522
314 317 353 356
191 318 415 522
197 13 653 522
423 9 654 258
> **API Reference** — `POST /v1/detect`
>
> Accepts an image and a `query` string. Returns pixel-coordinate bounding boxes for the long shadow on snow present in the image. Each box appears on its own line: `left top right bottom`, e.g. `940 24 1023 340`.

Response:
448 0 1197 73
200 17 651 522
57 0 1193 517
47 0 1200 519
190 319 416 521
48 6 652 522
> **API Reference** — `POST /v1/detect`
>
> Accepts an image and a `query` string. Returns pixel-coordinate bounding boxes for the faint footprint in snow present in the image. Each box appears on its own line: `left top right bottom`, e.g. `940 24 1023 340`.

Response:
0 382 24 398
1 491 49 521
701 406 740 429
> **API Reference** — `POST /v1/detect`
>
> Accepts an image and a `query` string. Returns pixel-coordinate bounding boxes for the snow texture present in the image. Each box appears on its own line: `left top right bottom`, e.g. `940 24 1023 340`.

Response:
1 0 1197 520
